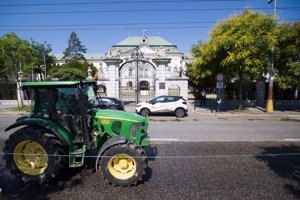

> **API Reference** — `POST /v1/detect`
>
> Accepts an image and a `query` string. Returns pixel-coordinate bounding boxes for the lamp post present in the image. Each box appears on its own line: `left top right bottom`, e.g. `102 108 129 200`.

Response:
266 0 276 113
17 68 24 107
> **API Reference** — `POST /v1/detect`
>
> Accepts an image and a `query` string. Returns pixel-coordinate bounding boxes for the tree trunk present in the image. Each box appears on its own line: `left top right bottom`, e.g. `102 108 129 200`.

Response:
238 77 244 110
295 84 299 100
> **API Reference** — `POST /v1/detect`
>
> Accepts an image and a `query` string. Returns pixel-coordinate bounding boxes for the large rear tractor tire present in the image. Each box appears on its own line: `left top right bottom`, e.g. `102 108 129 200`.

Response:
99 143 146 186
3 127 67 184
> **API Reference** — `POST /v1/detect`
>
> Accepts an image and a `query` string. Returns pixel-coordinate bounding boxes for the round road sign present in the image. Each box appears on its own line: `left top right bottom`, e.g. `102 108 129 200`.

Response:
216 73 224 82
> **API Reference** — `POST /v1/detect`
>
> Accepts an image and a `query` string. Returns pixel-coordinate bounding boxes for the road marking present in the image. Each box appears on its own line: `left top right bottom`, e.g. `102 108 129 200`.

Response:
284 139 300 141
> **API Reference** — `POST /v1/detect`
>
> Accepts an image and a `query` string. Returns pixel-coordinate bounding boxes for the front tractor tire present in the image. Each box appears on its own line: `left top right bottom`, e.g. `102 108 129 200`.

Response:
99 143 146 186
3 127 67 184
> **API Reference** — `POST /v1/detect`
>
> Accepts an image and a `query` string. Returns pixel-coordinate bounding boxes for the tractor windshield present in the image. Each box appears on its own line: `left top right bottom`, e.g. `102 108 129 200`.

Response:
81 84 98 108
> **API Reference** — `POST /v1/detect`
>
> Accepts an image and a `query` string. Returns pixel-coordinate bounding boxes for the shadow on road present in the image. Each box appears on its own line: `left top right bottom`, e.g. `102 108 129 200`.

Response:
1 147 156 200
256 145 300 198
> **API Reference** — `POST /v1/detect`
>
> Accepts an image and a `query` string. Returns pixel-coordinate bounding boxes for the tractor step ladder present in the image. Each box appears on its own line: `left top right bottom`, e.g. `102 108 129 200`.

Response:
69 141 86 168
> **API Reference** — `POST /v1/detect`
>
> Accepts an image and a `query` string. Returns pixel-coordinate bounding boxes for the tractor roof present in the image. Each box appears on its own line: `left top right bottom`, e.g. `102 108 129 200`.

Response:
22 80 96 88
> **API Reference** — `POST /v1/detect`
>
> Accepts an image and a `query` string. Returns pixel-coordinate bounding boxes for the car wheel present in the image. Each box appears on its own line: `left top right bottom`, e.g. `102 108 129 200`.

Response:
140 108 150 117
175 108 186 118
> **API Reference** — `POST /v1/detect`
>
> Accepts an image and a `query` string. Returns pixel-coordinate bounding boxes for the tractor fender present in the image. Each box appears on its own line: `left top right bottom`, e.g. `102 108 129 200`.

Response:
95 135 127 171
5 118 73 146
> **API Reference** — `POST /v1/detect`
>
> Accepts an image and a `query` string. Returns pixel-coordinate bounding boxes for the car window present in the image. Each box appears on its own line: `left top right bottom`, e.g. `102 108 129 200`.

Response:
155 97 165 103
166 97 176 102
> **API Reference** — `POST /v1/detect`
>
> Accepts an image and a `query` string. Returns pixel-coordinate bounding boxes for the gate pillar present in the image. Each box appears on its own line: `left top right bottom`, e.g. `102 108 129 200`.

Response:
152 58 171 97
102 58 122 98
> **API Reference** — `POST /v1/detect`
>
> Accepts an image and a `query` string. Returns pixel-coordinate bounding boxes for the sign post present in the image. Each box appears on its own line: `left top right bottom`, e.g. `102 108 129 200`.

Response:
216 73 225 112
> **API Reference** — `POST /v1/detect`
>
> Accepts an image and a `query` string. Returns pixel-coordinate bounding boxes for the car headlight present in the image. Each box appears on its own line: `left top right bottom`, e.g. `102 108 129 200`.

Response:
136 104 141 107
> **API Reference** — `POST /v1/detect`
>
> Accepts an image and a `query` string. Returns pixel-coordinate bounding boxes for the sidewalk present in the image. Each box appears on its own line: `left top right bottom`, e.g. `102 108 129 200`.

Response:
1 101 300 120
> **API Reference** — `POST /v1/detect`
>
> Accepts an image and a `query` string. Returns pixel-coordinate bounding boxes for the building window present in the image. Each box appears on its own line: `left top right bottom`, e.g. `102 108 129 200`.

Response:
159 82 165 89
140 81 149 91
97 85 107 96
129 68 133 77
127 81 133 88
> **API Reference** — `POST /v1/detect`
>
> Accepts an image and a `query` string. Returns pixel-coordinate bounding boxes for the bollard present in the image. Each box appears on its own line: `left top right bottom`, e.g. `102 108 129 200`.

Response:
0 187 3 200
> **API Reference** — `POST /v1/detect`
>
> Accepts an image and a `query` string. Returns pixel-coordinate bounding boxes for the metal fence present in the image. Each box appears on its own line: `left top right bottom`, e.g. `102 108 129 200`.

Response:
0 82 17 100
120 86 155 102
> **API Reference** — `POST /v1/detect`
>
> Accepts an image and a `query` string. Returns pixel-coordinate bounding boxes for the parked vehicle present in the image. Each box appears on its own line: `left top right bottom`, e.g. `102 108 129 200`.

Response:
136 96 188 118
98 97 125 111
3 80 151 186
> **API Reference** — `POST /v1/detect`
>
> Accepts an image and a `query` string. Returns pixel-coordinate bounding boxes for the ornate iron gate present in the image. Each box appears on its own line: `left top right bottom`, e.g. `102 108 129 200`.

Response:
119 47 156 103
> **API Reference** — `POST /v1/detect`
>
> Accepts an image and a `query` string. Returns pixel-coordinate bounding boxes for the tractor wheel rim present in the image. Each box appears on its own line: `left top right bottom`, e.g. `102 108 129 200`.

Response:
108 154 136 180
14 140 49 176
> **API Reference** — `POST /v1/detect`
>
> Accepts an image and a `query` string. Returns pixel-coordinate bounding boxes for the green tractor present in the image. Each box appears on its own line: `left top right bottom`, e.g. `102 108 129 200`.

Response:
3 80 151 186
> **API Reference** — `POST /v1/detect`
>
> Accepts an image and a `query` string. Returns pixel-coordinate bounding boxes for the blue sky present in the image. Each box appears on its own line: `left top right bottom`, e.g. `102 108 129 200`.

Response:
0 0 299 54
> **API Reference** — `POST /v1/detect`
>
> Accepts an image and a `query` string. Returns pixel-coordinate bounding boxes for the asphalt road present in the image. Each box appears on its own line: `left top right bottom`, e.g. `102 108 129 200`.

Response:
1 114 300 141
0 113 299 199
1 141 300 200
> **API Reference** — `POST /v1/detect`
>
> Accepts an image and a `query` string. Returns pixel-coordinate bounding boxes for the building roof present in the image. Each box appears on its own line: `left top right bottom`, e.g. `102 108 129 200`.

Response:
115 36 175 46
54 53 105 60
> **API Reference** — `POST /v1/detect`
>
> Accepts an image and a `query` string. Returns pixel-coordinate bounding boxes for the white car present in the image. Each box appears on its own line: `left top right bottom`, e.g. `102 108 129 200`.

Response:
136 96 188 118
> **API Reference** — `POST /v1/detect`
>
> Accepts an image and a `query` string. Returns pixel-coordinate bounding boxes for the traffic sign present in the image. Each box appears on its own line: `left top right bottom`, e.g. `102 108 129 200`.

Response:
216 73 224 82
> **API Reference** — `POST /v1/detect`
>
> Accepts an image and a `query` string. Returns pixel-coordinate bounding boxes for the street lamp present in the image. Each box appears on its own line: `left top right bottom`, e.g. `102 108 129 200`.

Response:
266 0 276 113
17 69 24 107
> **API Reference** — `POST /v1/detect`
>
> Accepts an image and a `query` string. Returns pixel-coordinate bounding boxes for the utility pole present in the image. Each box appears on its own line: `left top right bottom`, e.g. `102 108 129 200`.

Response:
266 0 276 113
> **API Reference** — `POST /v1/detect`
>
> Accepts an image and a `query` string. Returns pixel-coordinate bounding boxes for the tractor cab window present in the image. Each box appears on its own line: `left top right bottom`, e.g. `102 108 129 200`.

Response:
82 84 98 108
31 89 50 118
54 88 79 115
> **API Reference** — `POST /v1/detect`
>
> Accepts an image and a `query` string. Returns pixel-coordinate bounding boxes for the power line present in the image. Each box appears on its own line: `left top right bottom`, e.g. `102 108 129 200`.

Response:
0 26 213 31
0 0 248 7
1 7 299 15
0 19 297 28
0 21 217 28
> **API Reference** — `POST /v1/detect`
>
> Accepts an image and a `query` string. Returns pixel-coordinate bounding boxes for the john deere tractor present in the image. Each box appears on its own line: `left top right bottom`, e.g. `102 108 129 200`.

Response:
3 80 151 186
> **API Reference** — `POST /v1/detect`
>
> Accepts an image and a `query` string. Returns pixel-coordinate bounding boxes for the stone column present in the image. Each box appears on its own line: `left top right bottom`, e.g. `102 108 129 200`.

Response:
102 58 122 98
152 58 171 97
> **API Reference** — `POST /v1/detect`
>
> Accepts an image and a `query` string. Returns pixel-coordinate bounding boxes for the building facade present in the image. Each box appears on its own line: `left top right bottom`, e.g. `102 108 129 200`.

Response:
56 35 191 102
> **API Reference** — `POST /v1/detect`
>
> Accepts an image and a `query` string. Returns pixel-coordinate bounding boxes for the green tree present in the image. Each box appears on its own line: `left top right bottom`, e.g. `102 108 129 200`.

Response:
25 41 56 81
63 32 87 62
190 10 276 109
0 33 32 106
0 33 32 81
47 61 96 81
274 22 300 99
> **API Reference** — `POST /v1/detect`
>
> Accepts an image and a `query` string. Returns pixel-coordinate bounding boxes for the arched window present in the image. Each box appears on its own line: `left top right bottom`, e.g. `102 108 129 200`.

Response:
168 85 180 96
129 68 133 77
97 85 107 96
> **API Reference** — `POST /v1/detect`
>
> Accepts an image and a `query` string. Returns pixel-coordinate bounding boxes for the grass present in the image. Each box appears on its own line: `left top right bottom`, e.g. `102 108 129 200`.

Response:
231 108 252 113
11 105 30 112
